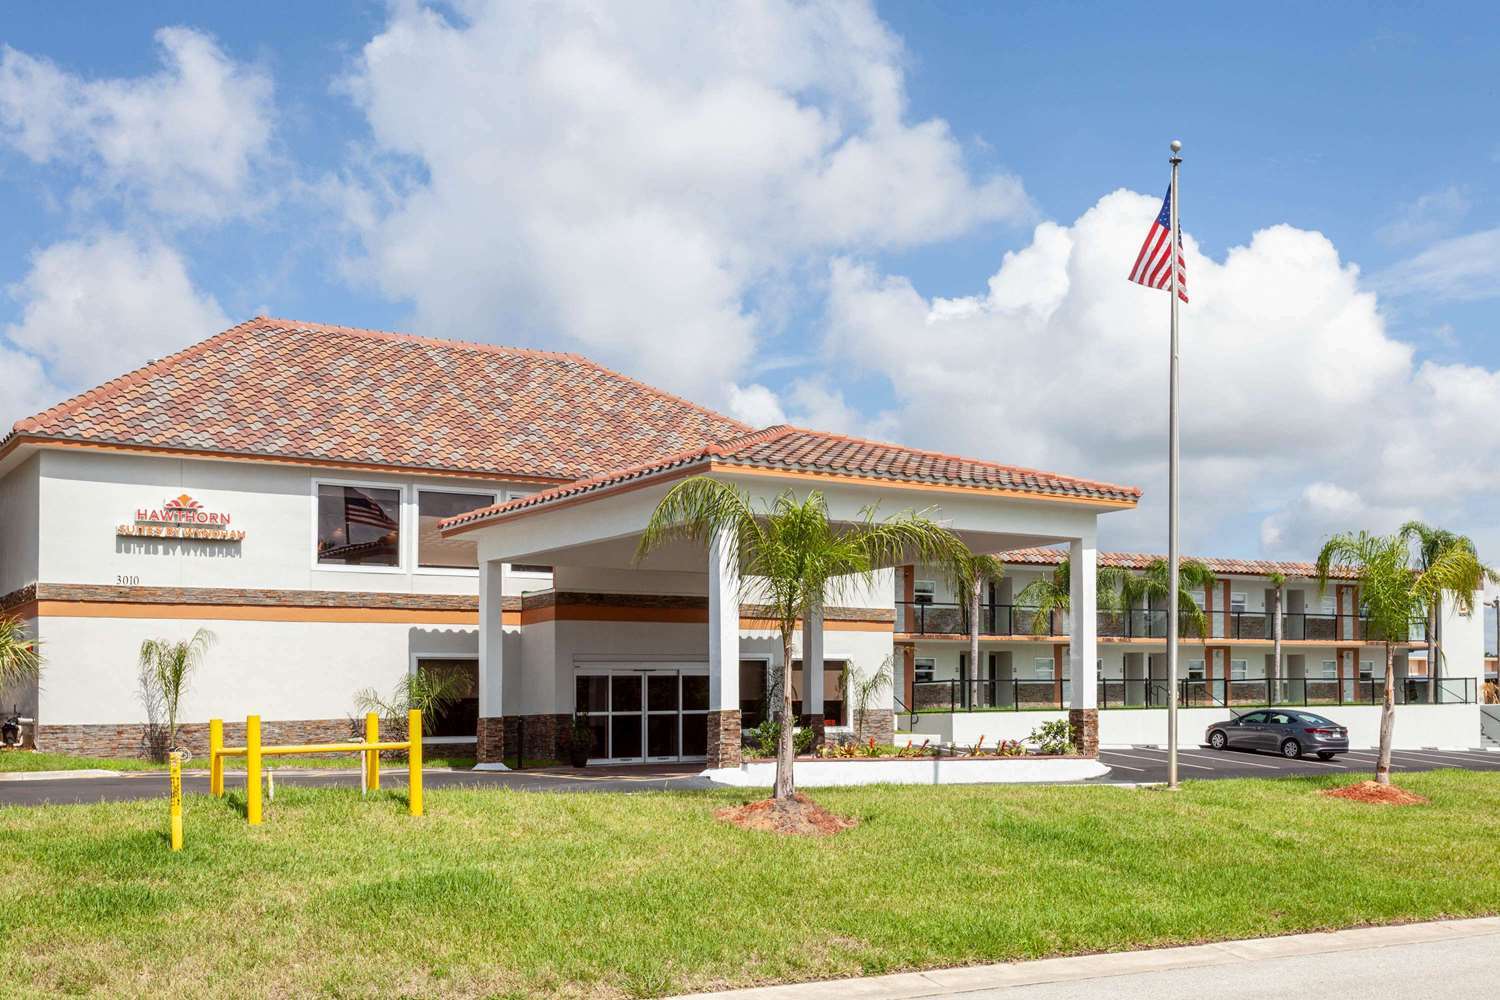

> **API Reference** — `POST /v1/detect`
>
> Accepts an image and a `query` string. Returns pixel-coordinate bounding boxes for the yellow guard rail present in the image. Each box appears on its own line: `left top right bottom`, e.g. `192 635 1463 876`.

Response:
208 710 424 824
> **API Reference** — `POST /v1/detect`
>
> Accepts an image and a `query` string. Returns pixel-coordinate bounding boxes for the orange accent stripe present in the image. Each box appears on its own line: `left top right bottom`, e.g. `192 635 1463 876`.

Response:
31 599 487 626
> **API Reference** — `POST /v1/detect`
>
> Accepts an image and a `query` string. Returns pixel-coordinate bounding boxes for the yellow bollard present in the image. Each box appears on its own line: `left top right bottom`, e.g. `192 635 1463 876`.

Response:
169 750 184 851
407 708 423 818
365 712 380 791
208 718 224 798
246 714 262 826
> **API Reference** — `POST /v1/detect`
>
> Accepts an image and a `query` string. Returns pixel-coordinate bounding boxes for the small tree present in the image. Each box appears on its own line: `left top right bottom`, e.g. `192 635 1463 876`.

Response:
638 478 963 801
1317 531 1491 785
843 653 894 737
1399 522 1499 681
941 551 1006 707
138 628 215 758
0 614 42 692
355 669 464 739
1013 557 1130 636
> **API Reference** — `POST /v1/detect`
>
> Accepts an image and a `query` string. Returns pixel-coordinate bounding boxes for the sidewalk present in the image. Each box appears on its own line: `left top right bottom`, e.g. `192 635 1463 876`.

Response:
669 916 1500 999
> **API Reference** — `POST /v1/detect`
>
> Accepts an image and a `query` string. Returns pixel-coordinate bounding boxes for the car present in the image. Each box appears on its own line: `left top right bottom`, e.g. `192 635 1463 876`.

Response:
1205 709 1350 760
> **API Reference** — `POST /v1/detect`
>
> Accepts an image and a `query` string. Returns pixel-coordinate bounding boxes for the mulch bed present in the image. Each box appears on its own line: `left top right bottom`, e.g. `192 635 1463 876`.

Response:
1321 780 1429 806
715 794 859 836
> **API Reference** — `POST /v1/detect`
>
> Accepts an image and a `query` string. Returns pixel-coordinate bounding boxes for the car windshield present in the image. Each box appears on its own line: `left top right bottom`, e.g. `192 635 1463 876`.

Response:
1295 713 1335 726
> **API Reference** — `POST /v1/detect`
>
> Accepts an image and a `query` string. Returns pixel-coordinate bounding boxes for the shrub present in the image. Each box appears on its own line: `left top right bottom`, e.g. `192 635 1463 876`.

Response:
1028 719 1074 755
744 719 818 758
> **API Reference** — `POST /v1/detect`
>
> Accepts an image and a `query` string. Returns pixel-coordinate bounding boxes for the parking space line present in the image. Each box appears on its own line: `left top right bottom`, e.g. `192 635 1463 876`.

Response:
1392 750 1500 767
1177 751 1281 770
1294 756 1349 768
1100 761 1145 772
1100 751 1211 770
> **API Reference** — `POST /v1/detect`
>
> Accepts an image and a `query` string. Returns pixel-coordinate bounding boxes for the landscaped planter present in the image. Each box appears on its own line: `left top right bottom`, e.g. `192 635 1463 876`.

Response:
702 754 1109 786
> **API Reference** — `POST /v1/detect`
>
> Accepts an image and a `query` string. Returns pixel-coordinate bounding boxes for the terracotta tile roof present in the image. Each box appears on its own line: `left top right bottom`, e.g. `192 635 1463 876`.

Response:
998 547 1359 581
443 426 1140 532
5 317 749 481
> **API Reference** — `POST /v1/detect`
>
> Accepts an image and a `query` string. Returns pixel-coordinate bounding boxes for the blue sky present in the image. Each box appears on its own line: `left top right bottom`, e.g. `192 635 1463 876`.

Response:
1 1 1497 566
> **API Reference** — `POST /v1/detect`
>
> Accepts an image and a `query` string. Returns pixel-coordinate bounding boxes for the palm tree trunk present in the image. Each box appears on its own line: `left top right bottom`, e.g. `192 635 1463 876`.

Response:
1376 643 1395 786
1272 588 1283 703
969 573 981 710
1430 600 1442 683
775 631 796 800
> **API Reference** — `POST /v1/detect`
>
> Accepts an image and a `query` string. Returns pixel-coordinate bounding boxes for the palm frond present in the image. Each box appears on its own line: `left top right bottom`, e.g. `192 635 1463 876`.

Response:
0 615 41 691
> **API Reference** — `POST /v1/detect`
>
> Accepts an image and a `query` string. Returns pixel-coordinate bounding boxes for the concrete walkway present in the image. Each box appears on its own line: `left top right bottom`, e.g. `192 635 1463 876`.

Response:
670 916 1500 999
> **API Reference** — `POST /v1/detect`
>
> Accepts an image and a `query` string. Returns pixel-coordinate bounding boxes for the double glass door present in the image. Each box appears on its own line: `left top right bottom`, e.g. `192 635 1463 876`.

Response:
575 668 709 763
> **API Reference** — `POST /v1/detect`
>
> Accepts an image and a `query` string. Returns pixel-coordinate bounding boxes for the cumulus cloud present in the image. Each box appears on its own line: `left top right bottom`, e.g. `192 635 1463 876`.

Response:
817 189 1500 558
336 0 1029 399
0 27 275 222
3 233 229 419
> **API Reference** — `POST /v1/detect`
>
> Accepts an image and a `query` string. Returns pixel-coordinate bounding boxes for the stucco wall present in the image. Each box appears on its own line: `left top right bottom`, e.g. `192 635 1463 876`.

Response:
0 453 40 595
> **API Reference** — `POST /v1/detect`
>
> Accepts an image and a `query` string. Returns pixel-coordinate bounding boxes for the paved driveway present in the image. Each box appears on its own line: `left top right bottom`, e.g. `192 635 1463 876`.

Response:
1096 745 1500 782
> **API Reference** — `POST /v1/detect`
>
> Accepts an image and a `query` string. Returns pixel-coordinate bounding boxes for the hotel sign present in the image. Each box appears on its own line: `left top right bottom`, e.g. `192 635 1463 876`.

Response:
117 494 246 542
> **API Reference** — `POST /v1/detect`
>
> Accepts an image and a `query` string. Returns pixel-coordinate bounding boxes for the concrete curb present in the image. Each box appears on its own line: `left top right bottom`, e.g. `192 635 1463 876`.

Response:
0 769 120 782
666 916 1500 999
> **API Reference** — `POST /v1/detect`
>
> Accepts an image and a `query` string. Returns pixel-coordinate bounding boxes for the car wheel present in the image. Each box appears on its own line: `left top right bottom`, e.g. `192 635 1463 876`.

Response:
1209 730 1227 749
1317 751 1336 760
1280 738 1302 759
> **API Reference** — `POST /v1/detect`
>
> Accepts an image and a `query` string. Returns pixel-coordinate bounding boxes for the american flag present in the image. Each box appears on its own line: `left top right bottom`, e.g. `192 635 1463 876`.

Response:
1128 187 1188 302
344 490 398 530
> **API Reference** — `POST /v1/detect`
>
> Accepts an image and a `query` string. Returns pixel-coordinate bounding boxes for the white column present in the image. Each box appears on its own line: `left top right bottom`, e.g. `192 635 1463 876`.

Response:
708 525 740 713
1069 537 1098 709
803 604 825 722
478 558 505 718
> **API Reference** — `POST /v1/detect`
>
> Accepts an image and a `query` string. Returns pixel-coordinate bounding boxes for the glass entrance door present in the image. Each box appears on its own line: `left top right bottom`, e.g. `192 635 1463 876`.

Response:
575 668 708 763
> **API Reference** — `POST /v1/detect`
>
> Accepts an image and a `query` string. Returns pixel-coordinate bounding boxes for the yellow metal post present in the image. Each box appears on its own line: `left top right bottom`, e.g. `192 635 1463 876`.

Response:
169 751 184 851
407 708 423 817
365 712 380 791
246 714 262 826
208 718 224 798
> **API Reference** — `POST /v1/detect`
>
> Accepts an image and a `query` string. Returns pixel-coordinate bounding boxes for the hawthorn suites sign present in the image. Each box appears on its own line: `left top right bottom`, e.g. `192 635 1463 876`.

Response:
117 494 246 542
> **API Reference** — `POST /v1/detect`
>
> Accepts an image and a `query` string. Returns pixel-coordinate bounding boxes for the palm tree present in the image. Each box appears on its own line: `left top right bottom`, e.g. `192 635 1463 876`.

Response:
1317 531 1491 785
638 478 963 800
941 550 1007 708
1399 522 1499 682
1012 558 1130 636
1266 571 1286 702
0 615 42 692
138 628 215 757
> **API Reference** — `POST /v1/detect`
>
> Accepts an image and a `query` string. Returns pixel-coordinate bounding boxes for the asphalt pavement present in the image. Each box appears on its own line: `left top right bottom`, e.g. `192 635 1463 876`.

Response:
1095 744 1500 782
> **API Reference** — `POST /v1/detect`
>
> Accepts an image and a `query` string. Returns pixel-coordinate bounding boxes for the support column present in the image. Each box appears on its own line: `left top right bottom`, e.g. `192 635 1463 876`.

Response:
803 605 825 737
706 525 742 768
476 558 508 765
1068 537 1099 756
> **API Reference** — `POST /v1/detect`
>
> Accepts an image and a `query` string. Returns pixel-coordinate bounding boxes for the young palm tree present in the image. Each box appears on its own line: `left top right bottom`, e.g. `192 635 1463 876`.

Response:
1266 571 1287 701
0 615 42 692
638 478 963 801
1317 531 1490 785
1399 522 1498 682
138 628 215 757
942 550 1007 707
1012 558 1130 636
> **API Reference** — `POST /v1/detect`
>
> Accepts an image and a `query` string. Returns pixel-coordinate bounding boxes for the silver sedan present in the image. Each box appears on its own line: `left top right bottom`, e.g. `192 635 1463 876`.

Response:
1206 709 1349 760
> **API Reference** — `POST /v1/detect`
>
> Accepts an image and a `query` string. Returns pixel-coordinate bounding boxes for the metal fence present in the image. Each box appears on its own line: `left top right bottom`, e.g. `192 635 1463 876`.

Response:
910 676 1476 713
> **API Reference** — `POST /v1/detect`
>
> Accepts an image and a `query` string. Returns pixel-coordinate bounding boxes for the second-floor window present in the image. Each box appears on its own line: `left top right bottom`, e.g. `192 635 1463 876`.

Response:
417 490 498 570
317 483 401 567
1230 592 1247 614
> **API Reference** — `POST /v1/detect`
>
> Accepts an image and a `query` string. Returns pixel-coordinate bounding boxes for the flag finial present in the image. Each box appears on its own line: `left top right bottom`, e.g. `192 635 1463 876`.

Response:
1170 139 1182 153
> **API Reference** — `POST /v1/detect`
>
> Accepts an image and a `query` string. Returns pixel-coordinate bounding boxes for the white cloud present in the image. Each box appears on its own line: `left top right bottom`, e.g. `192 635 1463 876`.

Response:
818 189 1500 559
0 27 274 222
336 0 1029 399
3 233 229 408
1375 186 1470 247
1377 227 1500 302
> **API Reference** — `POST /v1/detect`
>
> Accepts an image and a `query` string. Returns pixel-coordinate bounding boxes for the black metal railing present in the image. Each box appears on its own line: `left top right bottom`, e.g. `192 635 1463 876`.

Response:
910 676 1476 713
896 602 1421 643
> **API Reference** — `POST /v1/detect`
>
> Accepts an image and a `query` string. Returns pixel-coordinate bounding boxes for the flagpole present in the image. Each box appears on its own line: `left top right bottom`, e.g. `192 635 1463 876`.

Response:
1167 139 1183 791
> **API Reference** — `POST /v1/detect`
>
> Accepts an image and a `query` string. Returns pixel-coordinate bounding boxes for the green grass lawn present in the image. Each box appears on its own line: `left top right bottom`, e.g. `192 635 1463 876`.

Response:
0 751 478 773
4 772 1499 998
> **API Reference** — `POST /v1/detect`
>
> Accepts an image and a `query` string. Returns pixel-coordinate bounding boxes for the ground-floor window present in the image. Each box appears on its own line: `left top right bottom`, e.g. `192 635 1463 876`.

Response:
739 659 768 728
575 670 708 762
914 657 935 683
1032 656 1053 679
1231 659 1248 681
416 658 478 739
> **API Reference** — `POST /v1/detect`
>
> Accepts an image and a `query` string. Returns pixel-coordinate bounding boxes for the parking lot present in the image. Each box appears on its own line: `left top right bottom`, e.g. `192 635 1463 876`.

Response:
1097 745 1500 782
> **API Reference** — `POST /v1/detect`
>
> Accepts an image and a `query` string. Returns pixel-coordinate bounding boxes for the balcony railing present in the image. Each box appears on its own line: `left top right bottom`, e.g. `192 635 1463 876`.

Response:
910 676 1475 713
897 602 1421 643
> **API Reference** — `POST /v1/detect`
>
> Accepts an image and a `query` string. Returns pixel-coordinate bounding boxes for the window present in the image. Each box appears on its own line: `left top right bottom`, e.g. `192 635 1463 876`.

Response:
417 490 496 569
416 659 479 738
914 657 935 683
1359 659 1375 680
914 580 936 605
1032 657 1054 680
1231 659 1248 681
511 564 553 575
1230 592 1247 614
1319 660 1338 679
1239 711 1267 724
1268 712 1295 725
316 483 401 566
1187 659 1205 680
